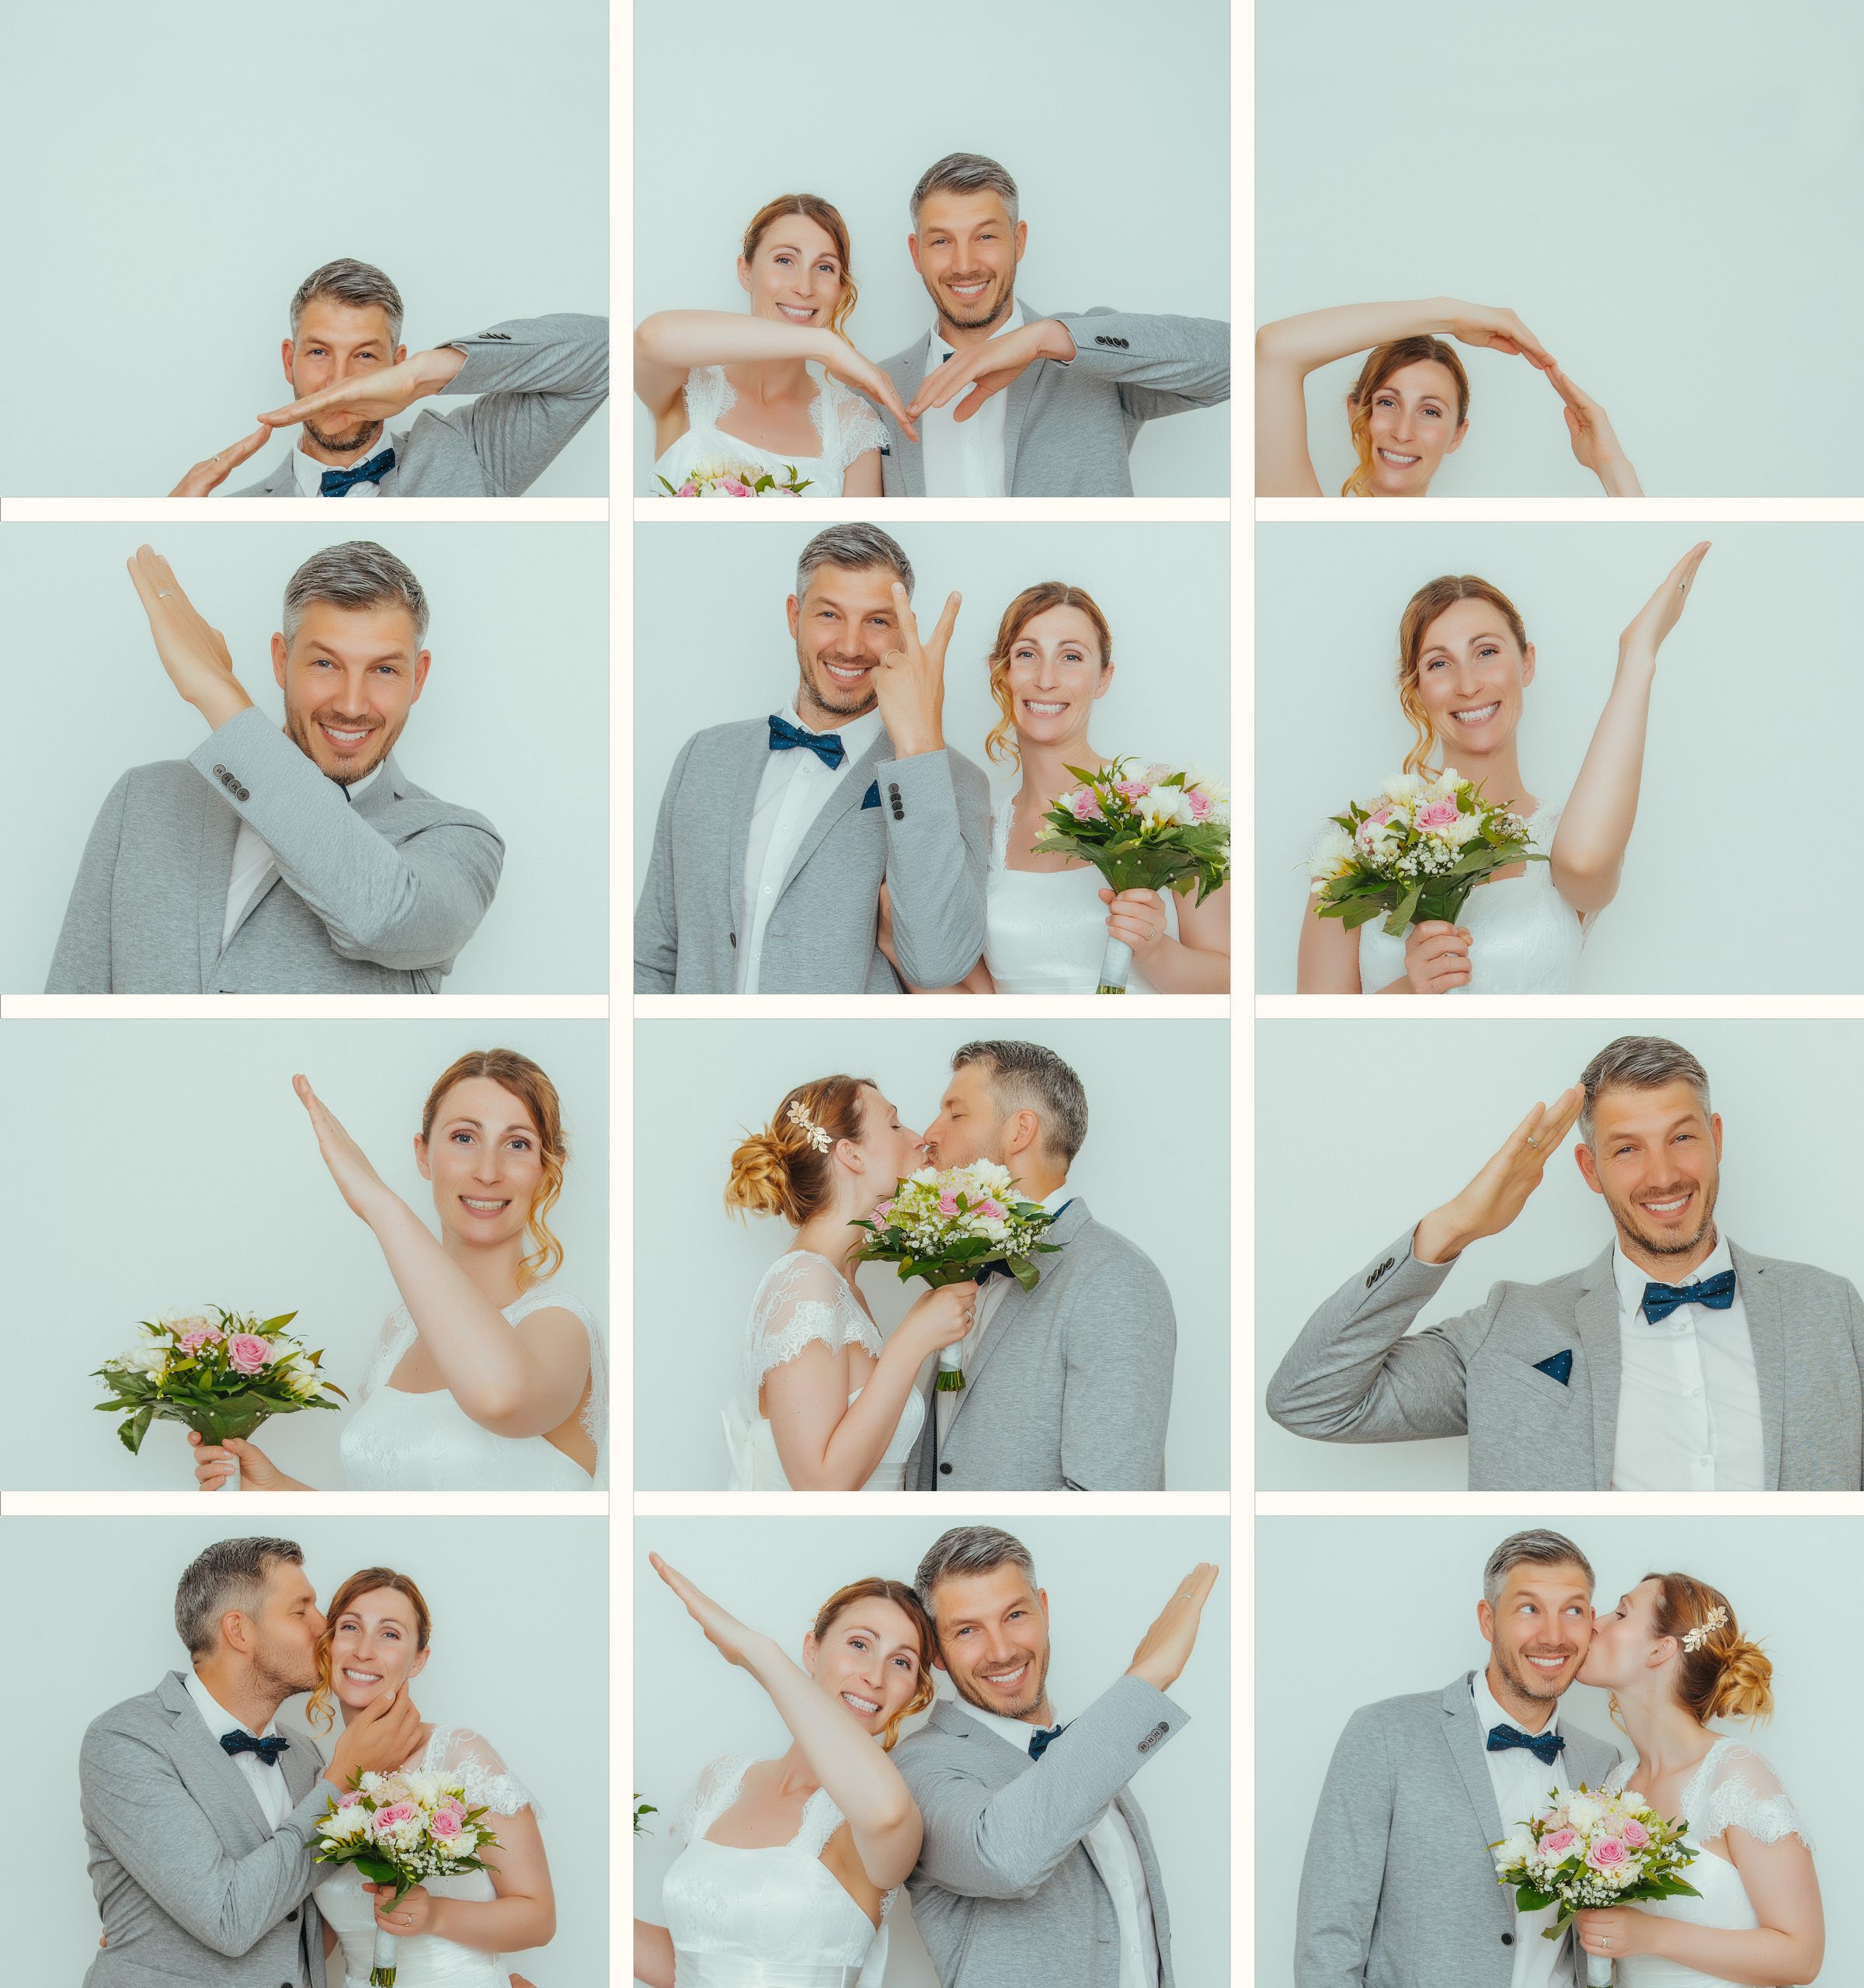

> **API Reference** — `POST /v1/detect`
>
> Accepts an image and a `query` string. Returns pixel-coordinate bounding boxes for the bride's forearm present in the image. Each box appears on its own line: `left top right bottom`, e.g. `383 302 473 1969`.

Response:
1135 932 1229 992
635 310 831 374
633 1918 676 1988
427 1889 554 1955
1255 298 1452 377
1549 645 1656 913
784 1336 927 1490
1640 1915 1820 1984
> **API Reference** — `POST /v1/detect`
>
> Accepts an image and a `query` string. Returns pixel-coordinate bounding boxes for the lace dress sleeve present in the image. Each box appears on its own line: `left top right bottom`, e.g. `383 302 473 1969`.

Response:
358 1307 415 1406
505 1284 608 1485
819 375 888 472
683 366 732 431
795 1787 899 1921
676 1754 749 1848
425 1726 537 1819
1687 1743 1814 1852
746 1253 877 1392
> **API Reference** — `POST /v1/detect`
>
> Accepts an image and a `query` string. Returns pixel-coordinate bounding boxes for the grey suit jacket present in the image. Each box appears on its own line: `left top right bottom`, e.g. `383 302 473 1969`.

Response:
633 714 990 993
81 1670 330 1988
899 1675 1185 1988
1295 1673 1621 1988
232 313 608 496
878 300 1229 496
906 1197 1176 1490
1268 1229 1864 1490
47 706 503 993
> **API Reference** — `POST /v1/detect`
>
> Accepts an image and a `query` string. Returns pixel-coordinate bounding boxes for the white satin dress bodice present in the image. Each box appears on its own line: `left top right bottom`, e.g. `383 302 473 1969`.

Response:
982 794 1177 993
652 367 885 497
314 1727 535 1988
1602 1742 1814 1987
1357 801 1584 994
724 1253 923 1490
339 1284 608 1490
661 1754 892 1988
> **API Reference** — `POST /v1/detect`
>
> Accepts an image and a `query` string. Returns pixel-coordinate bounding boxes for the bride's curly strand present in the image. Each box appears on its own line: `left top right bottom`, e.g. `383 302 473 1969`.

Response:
983 582 1113 767
421 1050 569 1291
724 1076 874 1227
1649 1571 1775 1724
1395 575 1532 777
307 1566 432 1732
812 1580 937 1753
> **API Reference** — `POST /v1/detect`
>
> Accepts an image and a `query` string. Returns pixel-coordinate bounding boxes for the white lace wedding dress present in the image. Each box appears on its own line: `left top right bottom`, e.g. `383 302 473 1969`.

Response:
722 1253 923 1490
659 1754 892 1987
315 1727 535 1987
1603 1741 1814 1986
339 1284 608 1490
651 367 886 496
1356 800 1585 994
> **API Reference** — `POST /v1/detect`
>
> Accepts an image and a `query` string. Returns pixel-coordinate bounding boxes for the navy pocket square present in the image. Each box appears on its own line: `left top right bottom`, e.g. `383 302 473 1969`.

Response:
1532 1349 1574 1387
861 780 881 809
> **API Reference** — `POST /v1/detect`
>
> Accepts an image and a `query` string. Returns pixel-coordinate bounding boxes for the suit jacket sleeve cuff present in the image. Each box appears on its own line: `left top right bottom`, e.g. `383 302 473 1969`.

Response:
281 1778 332 1844
437 314 610 397
1348 1230 1455 1321
1080 1672 1190 1757
186 706 356 846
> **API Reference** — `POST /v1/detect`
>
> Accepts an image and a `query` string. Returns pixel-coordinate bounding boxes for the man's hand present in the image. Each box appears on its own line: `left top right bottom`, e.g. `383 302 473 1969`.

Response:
1126 1562 1219 1694
169 426 270 498
259 346 468 434
1412 1086 1585 1266
325 1681 422 1788
907 318 1076 422
872 582 958 759
126 545 252 730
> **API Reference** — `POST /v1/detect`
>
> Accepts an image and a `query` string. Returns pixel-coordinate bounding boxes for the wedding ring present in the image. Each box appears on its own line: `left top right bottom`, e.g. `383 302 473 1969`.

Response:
1526 1134 1539 1148
157 589 174 599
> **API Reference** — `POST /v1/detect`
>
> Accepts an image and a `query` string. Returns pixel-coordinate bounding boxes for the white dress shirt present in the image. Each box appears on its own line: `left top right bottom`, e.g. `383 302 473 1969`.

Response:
918 300 1026 497
962 1698 1161 1988
222 759 382 947
735 696 883 993
1608 1235 1762 1492
1471 1670 1574 1988
291 423 398 498
183 1667 293 1830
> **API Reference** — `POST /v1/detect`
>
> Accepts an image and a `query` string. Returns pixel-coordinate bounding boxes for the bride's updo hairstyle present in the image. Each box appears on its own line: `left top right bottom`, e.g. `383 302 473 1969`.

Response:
812 1578 937 1752
725 1075 875 1225
742 195 859 337
984 582 1114 766
1342 336 1471 497
1648 1572 1774 1724
420 1049 568 1290
1395 575 1531 776
307 1566 433 1732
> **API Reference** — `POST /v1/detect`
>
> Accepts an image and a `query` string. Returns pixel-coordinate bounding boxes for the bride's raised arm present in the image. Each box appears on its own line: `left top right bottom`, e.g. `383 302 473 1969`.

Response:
633 311 916 436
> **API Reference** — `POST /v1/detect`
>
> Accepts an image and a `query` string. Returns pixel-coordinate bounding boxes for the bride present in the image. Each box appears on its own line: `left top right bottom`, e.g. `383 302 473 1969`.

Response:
634 1554 934 1988
1573 1573 1822 1986
1298 541 1710 995
721 1076 974 1489
192 1050 607 1492
307 1566 555 1986
635 194 914 497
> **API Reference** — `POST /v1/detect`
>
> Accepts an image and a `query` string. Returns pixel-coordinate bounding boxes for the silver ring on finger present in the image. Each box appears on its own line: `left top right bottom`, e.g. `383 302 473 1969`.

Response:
156 589 174 600
1526 1135 1540 1149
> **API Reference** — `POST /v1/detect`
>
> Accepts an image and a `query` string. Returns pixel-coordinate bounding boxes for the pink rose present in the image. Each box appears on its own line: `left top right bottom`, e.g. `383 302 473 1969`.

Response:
226 1333 272 1375
178 1326 222 1354
721 478 752 498
1114 780 1151 803
429 1808 464 1839
1587 1836 1630 1872
337 1790 364 1808
1540 1826 1579 1857
371 1802 417 1834
1067 788 1104 822
976 1198 1006 1222
1622 1819 1650 1850
1415 798 1461 834
1364 806 1394 829
937 1190 960 1217
1185 790 1214 821
874 1199 895 1224
676 481 700 497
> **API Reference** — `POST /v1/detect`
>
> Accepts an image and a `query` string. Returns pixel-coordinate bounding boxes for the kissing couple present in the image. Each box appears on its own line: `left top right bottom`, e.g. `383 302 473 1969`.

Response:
81 1537 554 1987
635 1526 1219 1988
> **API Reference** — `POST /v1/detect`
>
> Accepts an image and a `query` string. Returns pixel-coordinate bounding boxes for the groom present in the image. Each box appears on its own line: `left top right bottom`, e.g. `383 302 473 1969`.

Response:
1268 1034 1864 1489
81 1536 422 1986
906 1040 1177 1491
633 523 991 992
1295 1528 1619 1986
897 1525 1217 1988
878 153 1230 496
46 540 503 993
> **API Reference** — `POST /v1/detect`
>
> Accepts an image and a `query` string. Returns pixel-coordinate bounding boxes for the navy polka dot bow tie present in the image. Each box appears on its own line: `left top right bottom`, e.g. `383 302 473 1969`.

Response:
319 447 396 496
767 712 845 770
221 1729 290 1767
1641 1269 1737 1324
1027 1722 1068 1761
1487 1723 1565 1766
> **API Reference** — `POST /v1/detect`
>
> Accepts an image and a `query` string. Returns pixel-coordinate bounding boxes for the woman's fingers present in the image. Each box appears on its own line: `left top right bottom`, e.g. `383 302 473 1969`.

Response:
1670 540 1712 592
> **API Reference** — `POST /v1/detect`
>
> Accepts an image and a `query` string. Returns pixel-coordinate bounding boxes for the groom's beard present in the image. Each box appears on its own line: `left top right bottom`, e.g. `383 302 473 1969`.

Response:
1599 1172 1720 1263
795 646 881 725
1492 1639 1585 1715
944 1644 1052 1722
302 413 385 457
250 1642 318 1709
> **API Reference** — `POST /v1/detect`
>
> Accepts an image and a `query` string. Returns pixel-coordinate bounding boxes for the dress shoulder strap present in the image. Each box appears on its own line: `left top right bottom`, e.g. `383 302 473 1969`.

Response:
683 365 734 429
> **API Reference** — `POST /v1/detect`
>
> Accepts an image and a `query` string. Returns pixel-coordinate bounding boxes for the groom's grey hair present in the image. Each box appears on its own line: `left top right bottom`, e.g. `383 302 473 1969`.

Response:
915 1527 1037 1614
951 1039 1088 1167
1483 1530 1594 1608
1577 1036 1712 1148
910 153 1020 228
290 257 405 346
175 1536 305 1660
283 540 431 646
795 523 914 601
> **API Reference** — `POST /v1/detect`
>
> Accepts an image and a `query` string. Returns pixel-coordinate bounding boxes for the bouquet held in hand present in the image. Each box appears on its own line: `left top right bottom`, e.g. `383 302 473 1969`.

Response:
1031 757 1230 992
1309 767 1543 938
315 1770 503 1985
851 1163 1060 1391
656 454 812 498
1492 1782 1699 1986
94 1306 344 1487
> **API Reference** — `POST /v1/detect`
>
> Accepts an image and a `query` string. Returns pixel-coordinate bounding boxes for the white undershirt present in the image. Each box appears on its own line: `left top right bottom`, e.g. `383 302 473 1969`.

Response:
183 1667 292 1831
1470 1670 1574 1988
1608 1234 1762 1492
918 300 1025 498
960 1698 1160 1988
222 759 382 947
735 695 882 993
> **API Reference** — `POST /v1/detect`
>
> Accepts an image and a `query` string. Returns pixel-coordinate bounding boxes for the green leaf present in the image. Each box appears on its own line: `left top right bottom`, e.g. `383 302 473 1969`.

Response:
117 1406 155 1455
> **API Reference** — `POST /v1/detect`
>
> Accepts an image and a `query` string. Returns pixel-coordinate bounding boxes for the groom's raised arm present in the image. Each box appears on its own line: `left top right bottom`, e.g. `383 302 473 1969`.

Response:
878 746 990 990
1295 1705 1396 1987
1048 308 1232 418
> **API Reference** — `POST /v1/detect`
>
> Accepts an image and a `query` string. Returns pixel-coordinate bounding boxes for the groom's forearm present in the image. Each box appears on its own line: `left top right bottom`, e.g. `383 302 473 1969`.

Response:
879 750 986 988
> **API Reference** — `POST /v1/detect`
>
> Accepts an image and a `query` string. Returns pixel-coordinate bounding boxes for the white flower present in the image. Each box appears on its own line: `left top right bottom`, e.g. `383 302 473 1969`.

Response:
118 1335 170 1376
320 1804 371 1842
1306 822 1355 885
1497 1824 1536 1868
400 1770 445 1806
1566 1794 1602 1832
1379 770 1425 805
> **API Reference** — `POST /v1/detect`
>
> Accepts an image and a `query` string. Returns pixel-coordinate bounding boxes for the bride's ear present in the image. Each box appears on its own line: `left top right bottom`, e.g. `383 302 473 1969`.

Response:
833 1137 862 1178
408 1645 430 1681
801 1632 819 1674
412 1134 432 1183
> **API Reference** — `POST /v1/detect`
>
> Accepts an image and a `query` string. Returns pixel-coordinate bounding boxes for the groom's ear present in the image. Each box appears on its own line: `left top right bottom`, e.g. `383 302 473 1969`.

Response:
1574 1139 1602 1197
1476 1597 1496 1647
785 593 802 642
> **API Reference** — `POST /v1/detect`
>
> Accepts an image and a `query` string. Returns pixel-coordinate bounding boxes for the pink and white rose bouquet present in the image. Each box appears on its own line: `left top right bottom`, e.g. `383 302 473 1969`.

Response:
656 455 813 498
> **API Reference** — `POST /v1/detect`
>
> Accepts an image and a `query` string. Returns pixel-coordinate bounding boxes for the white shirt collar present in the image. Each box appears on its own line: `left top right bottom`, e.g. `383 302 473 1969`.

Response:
787 690 883 760
292 425 398 495
1612 1232 1734 1319
1470 1666 1561 1742
958 1694 1066 1757
341 762 386 801
930 297 1024 365
183 1665 277 1742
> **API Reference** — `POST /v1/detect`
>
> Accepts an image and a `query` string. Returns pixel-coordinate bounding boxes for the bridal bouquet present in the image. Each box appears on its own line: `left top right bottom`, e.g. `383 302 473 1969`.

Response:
851 1163 1061 1392
315 1770 503 1984
1031 758 1230 992
656 455 813 498
1492 1783 1699 1985
1308 768 1543 938
92 1306 344 1489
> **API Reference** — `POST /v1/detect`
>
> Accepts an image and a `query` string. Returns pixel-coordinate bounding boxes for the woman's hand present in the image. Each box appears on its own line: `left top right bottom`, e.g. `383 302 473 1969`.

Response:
188 1430 293 1492
902 1281 978 1362
1100 886 1170 964
1619 540 1711 662
1546 366 1643 493
294 1074 400 1226
368 1882 439 1938
1438 300 1555 369
1401 920 1473 994
650 1554 773 1673
817 334 917 440
1577 1906 1662 1960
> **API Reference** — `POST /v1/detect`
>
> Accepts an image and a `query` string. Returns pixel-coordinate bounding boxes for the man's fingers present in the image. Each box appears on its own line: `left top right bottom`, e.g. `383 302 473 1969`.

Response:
1173 1562 1219 1611
929 589 962 655
952 382 993 423
889 582 920 652
1542 1085 1586 1145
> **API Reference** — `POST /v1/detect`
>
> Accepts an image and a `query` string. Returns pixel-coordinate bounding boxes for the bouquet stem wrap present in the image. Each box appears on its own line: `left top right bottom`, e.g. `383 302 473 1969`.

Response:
1096 935 1134 995
935 1346 966 1393
1586 1957 1613 1987
212 1455 239 1495
370 1928 399 1985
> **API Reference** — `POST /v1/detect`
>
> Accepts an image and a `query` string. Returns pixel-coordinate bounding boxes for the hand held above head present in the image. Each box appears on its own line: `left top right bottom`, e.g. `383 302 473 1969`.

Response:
1126 1562 1219 1694
294 1073 398 1225
125 545 252 729
1438 299 1555 370
649 1552 772 1674
1412 1085 1585 1264
259 346 466 432
325 1680 423 1787
871 582 959 758
169 425 270 498
1619 541 1711 662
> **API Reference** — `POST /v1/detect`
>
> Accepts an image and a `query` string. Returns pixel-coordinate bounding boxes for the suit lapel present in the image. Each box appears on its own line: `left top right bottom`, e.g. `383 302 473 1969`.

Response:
158 1671 276 1845
353 752 408 819
887 339 930 495
777 730 890 898
1439 1674 1506 1850
1731 1241 1784 1488
725 724 772 939
950 1197 1092 1429
195 789 240 985
1573 1246 1621 1490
